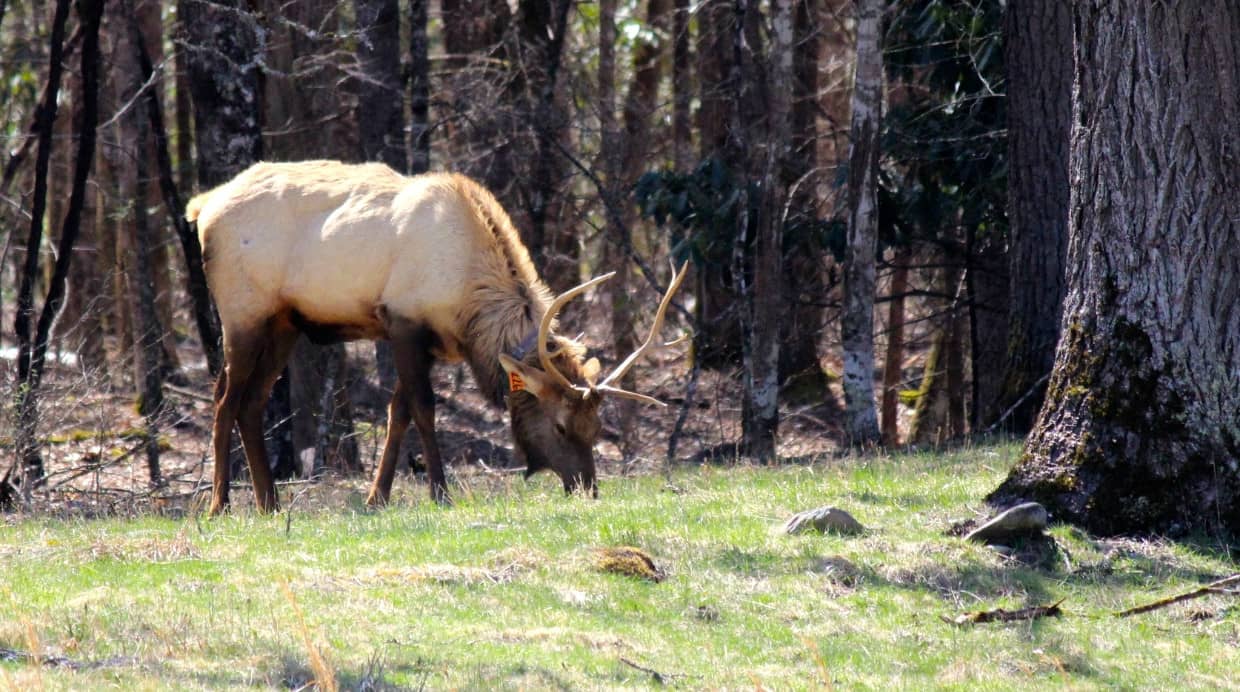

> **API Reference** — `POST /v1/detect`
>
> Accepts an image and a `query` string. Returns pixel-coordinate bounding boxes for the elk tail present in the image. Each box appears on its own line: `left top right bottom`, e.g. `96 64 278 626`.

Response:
185 191 210 225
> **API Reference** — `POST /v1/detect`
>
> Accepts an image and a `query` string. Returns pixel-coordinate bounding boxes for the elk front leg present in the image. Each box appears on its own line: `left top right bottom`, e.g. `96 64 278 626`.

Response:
406 343 449 505
365 381 412 507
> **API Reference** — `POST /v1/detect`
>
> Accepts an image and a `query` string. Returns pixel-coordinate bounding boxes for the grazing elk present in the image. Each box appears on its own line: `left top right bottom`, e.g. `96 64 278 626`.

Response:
186 160 685 514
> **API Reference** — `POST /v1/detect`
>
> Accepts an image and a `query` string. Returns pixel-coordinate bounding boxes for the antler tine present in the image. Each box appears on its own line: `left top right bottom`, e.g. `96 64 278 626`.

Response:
595 384 668 407
599 261 689 391
538 272 616 392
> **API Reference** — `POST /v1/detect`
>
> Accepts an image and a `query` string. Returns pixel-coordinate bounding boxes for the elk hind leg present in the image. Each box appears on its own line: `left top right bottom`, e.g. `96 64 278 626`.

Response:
235 325 299 513
209 330 264 516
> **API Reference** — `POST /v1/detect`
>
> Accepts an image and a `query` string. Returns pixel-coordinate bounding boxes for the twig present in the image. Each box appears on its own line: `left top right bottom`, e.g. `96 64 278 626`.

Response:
983 373 1051 435
941 598 1065 626
1116 574 1240 618
619 656 684 684
164 383 214 403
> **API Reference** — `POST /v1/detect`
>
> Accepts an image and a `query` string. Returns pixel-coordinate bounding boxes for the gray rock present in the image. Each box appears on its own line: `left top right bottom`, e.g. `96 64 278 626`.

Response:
812 555 861 585
784 506 865 535
965 502 1049 544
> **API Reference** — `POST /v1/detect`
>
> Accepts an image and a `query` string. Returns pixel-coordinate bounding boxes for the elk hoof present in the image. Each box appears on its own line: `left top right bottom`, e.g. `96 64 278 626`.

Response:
207 500 230 518
431 486 453 507
364 491 388 509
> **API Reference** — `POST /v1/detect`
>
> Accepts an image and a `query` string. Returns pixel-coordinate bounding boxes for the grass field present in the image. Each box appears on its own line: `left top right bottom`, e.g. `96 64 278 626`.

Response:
2 442 1237 690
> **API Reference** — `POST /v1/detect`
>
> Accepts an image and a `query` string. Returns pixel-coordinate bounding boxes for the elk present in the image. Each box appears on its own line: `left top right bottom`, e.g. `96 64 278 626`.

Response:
186 160 685 514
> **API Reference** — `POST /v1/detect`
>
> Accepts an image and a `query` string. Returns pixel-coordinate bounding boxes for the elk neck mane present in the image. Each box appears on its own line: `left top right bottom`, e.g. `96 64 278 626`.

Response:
448 174 563 407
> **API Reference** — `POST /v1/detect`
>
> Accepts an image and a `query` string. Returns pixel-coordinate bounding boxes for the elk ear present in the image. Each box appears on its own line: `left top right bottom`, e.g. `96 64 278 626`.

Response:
498 354 558 400
581 357 601 385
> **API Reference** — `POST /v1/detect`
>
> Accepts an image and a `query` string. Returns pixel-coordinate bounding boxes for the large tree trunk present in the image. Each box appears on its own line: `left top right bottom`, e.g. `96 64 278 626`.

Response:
839 0 882 446
182 0 263 188
989 1 1240 536
355 0 406 394
514 0 575 289
988 1 1071 432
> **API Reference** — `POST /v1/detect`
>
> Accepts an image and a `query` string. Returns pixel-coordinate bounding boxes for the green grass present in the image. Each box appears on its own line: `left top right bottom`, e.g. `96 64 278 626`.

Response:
2 443 1237 690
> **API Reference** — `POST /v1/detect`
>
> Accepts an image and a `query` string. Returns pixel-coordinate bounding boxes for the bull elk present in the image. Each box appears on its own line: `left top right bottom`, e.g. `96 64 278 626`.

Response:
186 160 686 514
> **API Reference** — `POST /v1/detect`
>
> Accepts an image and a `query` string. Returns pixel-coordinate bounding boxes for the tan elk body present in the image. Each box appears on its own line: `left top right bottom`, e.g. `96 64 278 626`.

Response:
187 160 684 514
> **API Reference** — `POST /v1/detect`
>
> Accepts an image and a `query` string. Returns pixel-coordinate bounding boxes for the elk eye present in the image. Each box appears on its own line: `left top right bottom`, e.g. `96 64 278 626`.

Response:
554 422 567 437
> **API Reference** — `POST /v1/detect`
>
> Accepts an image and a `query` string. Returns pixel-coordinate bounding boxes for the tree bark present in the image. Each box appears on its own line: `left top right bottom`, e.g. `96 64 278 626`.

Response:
740 0 793 461
840 0 882 446
989 0 1240 536
182 0 263 188
989 0 1071 432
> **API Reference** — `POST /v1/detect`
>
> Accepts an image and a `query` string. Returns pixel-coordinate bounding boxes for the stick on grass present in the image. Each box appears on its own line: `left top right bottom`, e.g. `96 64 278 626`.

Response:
1116 573 1240 618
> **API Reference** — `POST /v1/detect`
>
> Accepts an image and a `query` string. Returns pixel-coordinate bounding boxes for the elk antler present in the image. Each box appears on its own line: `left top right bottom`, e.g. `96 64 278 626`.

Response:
596 261 689 406
538 272 616 393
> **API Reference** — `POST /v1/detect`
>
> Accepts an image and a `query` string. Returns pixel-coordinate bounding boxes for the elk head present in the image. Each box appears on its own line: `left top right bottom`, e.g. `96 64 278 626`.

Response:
498 263 688 496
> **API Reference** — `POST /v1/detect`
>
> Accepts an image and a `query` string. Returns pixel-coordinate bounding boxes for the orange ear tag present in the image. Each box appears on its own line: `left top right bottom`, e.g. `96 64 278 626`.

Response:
508 371 525 392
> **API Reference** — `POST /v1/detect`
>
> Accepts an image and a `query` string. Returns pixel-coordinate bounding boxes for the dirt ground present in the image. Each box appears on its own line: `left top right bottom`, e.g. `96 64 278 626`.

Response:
2 330 849 517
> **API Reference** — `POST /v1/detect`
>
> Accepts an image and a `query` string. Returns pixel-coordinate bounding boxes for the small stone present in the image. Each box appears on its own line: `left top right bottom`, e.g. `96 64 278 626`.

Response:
965 502 1050 544
784 507 865 535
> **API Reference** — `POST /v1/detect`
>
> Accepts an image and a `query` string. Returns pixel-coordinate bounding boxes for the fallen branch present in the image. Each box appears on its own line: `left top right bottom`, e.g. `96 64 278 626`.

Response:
620 656 684 685
164 383 214 403
941 598 1065 626
1116 573 1240 618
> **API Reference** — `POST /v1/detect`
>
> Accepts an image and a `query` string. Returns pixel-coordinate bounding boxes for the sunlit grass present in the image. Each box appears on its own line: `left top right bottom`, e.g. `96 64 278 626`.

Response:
2 442 1237 689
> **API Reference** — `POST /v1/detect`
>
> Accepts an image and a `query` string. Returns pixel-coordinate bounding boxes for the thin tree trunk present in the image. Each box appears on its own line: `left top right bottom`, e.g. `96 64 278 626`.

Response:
126 52 166 487
133 4 221 374
12 0 74 483
989 1 1071 433
880 247 909 445
779 0 827 398
990 0 1240 536
840 0 882 446
742 0 793 461
671 0 691 171
10 0 103 488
